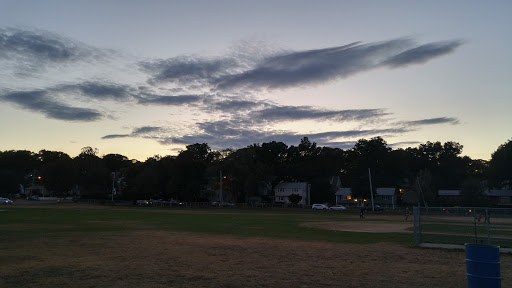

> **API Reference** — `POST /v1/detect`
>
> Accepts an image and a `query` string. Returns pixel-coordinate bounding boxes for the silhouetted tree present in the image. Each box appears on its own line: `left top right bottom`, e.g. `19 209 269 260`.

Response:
288 193 303 205
38 150 75 195
488 139 512 189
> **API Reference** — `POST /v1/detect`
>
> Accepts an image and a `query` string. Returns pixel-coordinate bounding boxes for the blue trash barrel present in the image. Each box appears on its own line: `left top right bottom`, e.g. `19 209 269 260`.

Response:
465 243 501 288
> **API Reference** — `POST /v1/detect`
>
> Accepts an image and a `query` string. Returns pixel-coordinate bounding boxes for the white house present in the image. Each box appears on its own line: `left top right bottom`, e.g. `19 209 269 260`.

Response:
274 182 310 206
335 188 354 206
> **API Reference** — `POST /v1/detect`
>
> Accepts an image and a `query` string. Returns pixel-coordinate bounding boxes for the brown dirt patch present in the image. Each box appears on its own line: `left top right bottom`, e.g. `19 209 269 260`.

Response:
2 230 511 288
302 220 413 233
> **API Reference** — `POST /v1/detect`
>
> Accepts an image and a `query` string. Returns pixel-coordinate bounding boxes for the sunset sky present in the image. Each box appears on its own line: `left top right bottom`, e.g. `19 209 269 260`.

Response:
1 0 510 161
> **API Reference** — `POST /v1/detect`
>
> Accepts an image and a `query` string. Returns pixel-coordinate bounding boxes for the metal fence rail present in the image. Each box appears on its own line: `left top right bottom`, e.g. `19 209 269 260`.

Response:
414 207 512 248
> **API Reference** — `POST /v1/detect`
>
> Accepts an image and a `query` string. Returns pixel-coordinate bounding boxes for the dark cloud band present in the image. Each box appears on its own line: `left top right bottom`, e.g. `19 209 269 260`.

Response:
1 90 101 121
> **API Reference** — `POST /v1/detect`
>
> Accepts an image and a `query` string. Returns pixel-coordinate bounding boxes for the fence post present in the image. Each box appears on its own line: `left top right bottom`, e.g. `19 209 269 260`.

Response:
414 206 421 246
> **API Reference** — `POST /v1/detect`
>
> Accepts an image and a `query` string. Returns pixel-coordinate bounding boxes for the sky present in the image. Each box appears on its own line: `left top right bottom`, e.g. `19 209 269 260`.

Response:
0 0 511 161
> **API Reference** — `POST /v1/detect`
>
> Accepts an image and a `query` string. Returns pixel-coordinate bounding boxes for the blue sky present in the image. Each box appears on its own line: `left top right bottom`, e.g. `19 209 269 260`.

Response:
0 0 510 160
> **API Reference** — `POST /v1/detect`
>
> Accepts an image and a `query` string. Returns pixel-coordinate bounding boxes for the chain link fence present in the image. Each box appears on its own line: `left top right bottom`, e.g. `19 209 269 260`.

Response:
413 206 512 249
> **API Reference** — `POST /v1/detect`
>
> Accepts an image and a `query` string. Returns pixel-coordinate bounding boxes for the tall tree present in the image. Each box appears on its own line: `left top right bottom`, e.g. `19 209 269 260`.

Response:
488 139 512 189
74 147 108 199
347 137 391 200
0 150 39 195
38 150 76 195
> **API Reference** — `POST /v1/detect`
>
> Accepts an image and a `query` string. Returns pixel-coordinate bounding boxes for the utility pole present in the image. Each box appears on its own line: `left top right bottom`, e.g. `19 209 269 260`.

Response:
111 172 115 202
368 168 374 211
219 170 223 204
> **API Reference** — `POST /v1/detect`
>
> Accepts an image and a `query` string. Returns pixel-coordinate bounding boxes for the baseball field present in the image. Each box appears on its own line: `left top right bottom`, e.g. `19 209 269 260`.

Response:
1 204 510 287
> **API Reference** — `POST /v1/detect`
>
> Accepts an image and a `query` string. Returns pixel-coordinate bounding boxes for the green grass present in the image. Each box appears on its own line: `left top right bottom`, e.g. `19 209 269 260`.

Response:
419 220 512 248
0 205 412 245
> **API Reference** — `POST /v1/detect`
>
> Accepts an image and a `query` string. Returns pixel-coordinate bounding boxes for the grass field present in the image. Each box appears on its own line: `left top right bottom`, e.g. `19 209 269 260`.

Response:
1 204 510 287
419 211 512 248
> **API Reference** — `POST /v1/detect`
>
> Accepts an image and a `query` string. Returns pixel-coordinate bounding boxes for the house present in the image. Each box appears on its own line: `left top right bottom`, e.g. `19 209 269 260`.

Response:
437 189 461 205
335 188 355 207
24 185 49 197
274 182 310 206
335 187 397 208
374 188 397 209
485 189 512 206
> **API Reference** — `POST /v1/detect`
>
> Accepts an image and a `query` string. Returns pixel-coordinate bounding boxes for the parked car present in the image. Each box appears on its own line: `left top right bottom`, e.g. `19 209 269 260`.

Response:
329 205 347 211
150 199 164 206
170 199 185 207
0 197 13 204
220 201 235 207
312 204 328 210
136 200 150 206
28 195 40 201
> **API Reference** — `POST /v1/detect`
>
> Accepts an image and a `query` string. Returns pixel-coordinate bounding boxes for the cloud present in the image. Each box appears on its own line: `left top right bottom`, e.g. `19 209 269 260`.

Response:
383 40 464 67
1 90 102 121
101 134 131 139
102 126 163 140
0 27 108 74
165 126 411 151
203 97 269 113
200 96 387 124
119 117 412 151
56 82 132 100
404 117 459 126
101 112 460 152
388 141 422 148
2 28 465 153
249 105 387 122
0 80 137 121
140 56 240 85
133 126 162 134
139 38 463 93
137 93 203 105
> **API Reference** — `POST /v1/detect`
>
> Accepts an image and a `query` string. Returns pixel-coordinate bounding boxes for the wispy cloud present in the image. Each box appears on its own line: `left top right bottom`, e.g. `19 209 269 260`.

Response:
383 40 464 67
203 97 269 113
0 27 109 75
404 117 460 126
1 27 465 151
136 93 204 105
102 126 164 139
388 141 422 148
1 90 102 121
102 114 460 151
56 82 133 101
248 105 387 123
140 56 240 86
141 38 464 93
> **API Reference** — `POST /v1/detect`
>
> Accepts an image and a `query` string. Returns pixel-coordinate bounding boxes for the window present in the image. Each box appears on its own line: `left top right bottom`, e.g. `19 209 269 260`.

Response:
381 195 391 201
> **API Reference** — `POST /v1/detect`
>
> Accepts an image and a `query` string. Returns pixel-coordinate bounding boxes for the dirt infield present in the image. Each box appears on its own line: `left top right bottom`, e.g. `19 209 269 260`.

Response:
2 230 511 288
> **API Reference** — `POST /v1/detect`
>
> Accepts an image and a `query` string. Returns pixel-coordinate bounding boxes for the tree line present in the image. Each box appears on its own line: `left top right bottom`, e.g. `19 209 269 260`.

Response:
1 137 510 206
